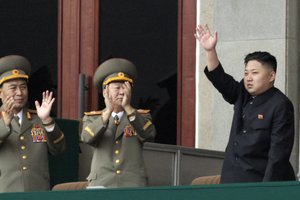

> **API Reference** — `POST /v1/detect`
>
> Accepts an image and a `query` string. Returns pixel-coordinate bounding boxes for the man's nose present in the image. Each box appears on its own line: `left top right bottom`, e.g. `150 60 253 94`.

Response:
15 87 22 95
246 74 252 81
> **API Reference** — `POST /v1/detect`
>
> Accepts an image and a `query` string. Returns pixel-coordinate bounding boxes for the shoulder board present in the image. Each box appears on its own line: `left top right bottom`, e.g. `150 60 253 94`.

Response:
84 110 103 116
27 109 37 114
137 109 150 114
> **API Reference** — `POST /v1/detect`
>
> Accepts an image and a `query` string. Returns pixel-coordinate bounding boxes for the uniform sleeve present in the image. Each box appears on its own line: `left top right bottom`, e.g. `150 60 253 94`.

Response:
0 118 11 147
263 99 295 181
128 110 156 143
45 123 66 155
204 63 241 104
80 115 107 146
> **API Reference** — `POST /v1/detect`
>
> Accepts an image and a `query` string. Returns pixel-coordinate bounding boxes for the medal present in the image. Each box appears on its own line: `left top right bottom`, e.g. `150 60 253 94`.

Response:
124 125 137 137
31 124 47 143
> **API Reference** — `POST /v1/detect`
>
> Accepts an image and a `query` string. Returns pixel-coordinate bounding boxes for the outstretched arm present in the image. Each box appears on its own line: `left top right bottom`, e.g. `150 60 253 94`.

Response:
195 24 220 71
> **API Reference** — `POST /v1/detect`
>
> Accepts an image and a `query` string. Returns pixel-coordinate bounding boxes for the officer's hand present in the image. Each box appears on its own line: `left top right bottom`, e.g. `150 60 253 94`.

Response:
2 96 15 126
35 90 55 124
102 86 114 124
103 86 114 112
195 24 218 51
121 82 132 107
122 82 135 114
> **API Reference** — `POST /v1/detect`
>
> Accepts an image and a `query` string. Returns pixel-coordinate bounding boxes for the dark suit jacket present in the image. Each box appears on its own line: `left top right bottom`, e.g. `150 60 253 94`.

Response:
205 64 295 183
81 109 156 188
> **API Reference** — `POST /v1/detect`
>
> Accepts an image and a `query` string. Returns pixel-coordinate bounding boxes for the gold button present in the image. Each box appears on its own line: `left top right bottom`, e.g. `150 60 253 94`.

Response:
116 170 121 174
20 136 25 140
115 150 119 154
115 141 119 144
22 155 27 159
115 159 120 164
22 166 27 171
21 146 26 150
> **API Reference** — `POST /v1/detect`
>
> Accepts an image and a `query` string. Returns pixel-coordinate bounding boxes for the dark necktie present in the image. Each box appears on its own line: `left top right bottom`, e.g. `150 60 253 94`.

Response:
114 115 120 125
14 116 20 126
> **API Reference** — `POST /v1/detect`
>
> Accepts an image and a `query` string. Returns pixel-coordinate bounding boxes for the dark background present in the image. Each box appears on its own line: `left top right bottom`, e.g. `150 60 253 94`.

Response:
0 0 58 114
99 0 178 144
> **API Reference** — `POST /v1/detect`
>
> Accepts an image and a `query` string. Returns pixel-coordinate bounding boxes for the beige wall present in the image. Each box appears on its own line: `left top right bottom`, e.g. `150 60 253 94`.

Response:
196 0 300 177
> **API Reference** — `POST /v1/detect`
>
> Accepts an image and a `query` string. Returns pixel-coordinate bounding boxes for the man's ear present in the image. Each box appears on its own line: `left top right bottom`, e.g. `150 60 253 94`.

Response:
270 71 276 82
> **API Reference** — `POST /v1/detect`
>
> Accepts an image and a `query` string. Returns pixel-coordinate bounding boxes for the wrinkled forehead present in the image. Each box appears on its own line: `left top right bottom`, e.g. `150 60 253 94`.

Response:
107 81 125 88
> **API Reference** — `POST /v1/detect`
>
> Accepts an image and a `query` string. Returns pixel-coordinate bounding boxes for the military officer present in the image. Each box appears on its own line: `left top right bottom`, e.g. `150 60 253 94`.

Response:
195 25 295 183
0 55 65 192
81 58 156 188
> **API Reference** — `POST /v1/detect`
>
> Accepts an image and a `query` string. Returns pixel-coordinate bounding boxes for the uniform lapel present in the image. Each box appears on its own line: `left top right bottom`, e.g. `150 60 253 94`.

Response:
21 108 32 134
114 114 127 140
12 118 21 134
0 106 21 134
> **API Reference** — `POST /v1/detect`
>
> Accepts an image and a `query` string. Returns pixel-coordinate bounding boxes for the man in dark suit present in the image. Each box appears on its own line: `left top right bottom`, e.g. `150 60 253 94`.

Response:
0 55 65 192
81 58 156 188
195 25 295 183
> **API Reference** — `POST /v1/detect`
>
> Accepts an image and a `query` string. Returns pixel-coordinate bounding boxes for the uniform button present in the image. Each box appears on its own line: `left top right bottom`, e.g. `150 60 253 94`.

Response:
20 136 25 140
234 142 238 146
249 101 253 105
22 155 27 159
115 141 119 144
21 146 26 150
115 150 120 154
235 155 239 161
115 159 120 164
22 166 27 171
116 170 121 174
243 130 247 134
242 114 245 119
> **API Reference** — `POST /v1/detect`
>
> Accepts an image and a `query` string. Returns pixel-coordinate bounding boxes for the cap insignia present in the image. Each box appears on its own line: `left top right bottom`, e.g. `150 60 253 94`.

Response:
12 69 20 75
118 72 125 77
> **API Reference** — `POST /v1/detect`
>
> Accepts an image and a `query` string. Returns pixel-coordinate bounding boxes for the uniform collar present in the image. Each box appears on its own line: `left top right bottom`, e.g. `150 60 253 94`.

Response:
14 109 23 125
248 87 277 107
111 111 124 121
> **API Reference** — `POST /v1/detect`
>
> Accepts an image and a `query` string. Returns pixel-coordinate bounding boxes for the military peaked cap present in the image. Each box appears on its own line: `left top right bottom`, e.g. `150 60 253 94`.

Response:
0 55 31 85
93 58 137 89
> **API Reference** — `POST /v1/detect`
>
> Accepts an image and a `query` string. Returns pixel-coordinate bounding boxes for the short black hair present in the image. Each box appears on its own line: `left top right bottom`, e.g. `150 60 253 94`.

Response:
244 51 277 72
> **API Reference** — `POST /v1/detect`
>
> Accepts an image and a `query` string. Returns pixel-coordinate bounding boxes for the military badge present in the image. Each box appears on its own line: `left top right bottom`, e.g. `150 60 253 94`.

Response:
31 124 47 143
257 114 264 120
124 125 137 137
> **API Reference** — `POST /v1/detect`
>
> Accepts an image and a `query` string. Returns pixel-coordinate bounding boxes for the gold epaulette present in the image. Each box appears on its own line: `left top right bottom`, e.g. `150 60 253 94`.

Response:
84 110 103 116
27 109 37 120
28 109 37 114
137 109 150 114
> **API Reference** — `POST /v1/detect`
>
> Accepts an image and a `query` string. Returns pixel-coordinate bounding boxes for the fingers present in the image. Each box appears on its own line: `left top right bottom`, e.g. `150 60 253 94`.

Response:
3 96 15 113
35 100 40 109
195 24 212 38
42 90 54 104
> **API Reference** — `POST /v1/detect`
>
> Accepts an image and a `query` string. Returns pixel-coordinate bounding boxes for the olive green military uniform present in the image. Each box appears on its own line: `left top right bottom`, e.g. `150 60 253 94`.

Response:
0 55 65 192
81 58 156 188
0 108 65 192
82 109 156 187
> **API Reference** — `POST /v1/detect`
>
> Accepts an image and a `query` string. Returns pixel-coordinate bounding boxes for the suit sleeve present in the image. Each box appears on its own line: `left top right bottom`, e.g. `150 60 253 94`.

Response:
204 63 241 104
0 118 11 147
45 123 66 155
263 99 295 181
129 111 156 143
81 115 107 146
